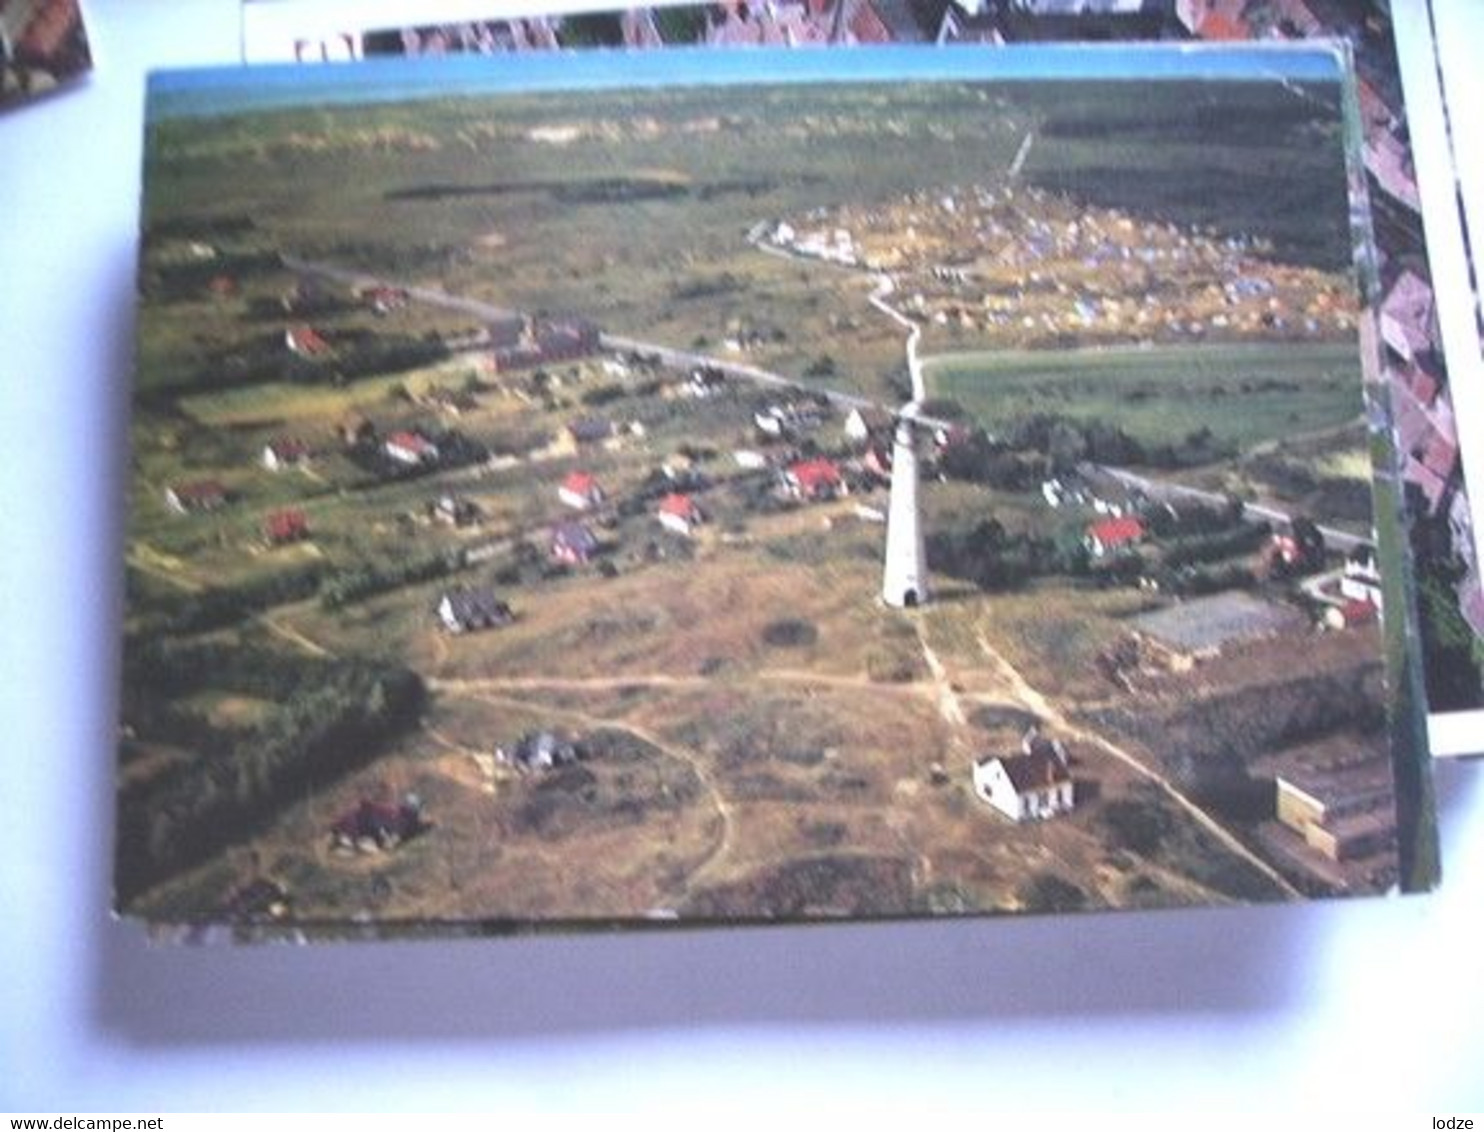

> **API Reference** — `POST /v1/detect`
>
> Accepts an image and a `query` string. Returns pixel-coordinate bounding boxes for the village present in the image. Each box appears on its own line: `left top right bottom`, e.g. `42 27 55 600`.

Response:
131 216 1397 924
118 68 1406 927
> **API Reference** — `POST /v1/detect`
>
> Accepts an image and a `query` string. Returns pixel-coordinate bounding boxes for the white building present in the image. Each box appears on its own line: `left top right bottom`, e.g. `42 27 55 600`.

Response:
973 738 1074 822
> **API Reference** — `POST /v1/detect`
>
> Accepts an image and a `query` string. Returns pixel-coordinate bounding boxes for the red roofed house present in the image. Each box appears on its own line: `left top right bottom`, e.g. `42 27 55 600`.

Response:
384 430 440 467
285 324 332 359
265 508 310 545
973 735 1074 823
559 471 604 511
657 492 704 536
262 437 311 471
784 457 846 502
165 480 229 514
1085 516 1145 558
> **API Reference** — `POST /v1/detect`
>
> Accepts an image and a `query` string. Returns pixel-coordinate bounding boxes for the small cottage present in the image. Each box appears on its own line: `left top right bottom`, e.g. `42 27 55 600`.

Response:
384 430 440 467
784 457 846 502
657 492 704 536
329 794 425 852
165 480 229 514
285 324 332 359
503 730 582 772
1085 516 1145 559
437 587 513 633
262 437 310 471
973 733 1074 822
551 520 599 565
559 471 605 511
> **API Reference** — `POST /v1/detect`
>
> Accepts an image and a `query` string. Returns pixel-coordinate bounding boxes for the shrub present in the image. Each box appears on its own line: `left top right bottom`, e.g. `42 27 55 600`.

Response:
761 618 819 648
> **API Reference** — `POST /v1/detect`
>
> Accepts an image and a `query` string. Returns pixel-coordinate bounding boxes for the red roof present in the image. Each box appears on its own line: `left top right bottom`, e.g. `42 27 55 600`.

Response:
1340 599 1379 626
562 471 599 496
658 492 700 520
1087 516 1145 547
266 509 309 541
789 458 843 494
1197 12 1247 40
386 430 436 456
286 325 331 357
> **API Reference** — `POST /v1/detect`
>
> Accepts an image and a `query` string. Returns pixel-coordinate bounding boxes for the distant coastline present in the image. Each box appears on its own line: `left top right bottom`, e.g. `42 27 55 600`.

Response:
146 41 1345 120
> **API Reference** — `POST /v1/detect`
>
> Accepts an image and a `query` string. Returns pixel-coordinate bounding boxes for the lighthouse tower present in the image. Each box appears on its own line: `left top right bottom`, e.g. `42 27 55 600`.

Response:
881 411 928 608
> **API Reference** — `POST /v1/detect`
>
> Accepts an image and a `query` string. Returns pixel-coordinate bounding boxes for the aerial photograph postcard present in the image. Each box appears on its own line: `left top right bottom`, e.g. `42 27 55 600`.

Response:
119 45 1431 935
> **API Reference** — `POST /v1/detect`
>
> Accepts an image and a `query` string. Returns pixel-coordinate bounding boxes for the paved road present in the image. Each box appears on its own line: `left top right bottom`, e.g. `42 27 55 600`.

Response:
1092 464 1373 553
283 255 523 325
286 253 951 431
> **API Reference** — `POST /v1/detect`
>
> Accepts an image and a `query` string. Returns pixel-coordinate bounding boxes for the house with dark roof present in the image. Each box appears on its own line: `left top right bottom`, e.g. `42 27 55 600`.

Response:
843 406 894 444
165 480 229 514
973 737 1074 822
502 730 581 772
437 587 513 633
568 417 614 445
329 795 425 852
551 520 599 565
262 437 311 471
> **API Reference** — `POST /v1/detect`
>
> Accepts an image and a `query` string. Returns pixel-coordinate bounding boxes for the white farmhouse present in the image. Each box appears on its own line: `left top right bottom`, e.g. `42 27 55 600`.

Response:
973 736 1074 822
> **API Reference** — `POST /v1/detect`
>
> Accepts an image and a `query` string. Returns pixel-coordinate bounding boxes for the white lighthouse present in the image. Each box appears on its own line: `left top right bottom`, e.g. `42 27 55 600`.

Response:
881 409 928 608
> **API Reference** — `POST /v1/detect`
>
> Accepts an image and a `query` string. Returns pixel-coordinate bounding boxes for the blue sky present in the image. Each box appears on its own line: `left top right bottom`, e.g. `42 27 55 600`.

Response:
149 41 1346 119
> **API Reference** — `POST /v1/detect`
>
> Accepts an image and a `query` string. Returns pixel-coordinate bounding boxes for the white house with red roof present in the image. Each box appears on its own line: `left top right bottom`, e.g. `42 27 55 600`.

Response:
1085 515 1145 558
383 430 440 467
559 471 604 511
657 492 704 536
262 437 311 471
784 457 846 502
284 324 332 359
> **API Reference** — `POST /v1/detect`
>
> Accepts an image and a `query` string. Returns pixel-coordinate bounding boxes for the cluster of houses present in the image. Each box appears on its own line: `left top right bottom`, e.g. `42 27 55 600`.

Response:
766 182 1357 349
487 314 601 375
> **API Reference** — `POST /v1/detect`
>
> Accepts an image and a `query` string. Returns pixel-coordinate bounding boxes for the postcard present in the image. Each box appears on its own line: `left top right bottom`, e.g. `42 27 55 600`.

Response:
0 0 91 110
120 44 1434 937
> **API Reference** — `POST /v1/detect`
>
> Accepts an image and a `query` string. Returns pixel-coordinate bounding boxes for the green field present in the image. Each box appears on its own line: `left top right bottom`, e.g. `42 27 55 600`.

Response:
924 340 1363 450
